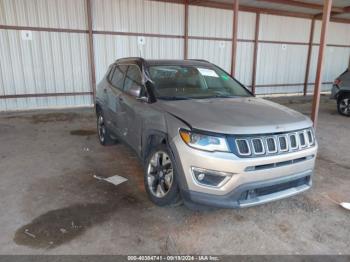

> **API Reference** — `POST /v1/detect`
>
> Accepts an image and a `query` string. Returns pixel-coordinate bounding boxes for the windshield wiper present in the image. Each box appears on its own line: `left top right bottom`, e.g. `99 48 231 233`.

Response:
196 95 238 99
157 96 192 101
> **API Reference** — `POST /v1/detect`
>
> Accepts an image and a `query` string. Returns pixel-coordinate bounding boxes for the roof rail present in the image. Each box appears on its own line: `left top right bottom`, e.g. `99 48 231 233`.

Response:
187 59 211 63
115 57 145 63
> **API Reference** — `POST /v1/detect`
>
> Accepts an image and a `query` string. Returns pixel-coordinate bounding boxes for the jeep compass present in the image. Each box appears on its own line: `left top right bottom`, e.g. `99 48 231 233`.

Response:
95 58 318 208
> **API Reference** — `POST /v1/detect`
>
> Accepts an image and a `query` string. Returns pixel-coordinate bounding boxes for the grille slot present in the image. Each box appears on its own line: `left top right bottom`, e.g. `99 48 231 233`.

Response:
289 134 298 150
245 155 314 172
307 130 314 145
236 139 250 155
252 138 264 154
299 132 306 147
278 136 288 152
266 137 277 153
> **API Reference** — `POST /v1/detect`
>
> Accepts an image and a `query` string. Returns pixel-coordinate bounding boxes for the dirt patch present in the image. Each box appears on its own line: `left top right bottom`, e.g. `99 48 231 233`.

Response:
5 113 82 124
14 193 140 249
278 223 289 233
30 113 80 124
261 195 320 214
14 203 113 249
15 148 148 250
231 212 245 222
70 129 97 136
317 155 350 170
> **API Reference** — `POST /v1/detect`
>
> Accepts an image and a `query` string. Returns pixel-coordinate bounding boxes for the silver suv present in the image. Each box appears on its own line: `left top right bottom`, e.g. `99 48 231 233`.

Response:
95 58 318 208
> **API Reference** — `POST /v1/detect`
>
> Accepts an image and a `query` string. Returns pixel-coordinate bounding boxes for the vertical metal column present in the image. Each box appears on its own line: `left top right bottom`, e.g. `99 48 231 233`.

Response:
304 18 315 96
231 0 239 77
311 0 333 128
251 12 260 95
184 0 189 59
86 0 96 104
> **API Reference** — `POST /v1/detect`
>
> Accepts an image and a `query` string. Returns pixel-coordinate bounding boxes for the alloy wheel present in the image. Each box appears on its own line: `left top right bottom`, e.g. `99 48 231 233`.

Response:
339 98 350 115
97 115 106 143
147 151 174 198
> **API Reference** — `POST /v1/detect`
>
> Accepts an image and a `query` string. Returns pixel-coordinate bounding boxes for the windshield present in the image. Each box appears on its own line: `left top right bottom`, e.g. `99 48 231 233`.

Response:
148 65 252 100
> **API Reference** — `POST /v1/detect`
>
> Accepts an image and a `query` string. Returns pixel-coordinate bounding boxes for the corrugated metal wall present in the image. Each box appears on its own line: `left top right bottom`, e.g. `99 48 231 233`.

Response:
94 34 184 82
0 0 92 111
92 0 184 35
92 0 184 83
255 15 311 95
187 6 256 85
307 21 350 93
1 0 350 111
0 0 87 29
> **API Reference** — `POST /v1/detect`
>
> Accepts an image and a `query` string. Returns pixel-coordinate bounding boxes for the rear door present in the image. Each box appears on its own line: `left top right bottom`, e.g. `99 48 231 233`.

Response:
106 64 128 135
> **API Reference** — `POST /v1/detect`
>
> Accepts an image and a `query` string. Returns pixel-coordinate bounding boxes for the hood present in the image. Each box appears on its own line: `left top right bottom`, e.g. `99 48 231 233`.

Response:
156 97 312 135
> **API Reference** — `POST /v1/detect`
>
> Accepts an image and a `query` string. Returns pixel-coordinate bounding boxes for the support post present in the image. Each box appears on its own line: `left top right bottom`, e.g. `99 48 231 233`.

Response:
86 0 96 104
304 18 315 96
184 0 189 59
311 0 332 128
231 0 239 77
251 13 260 95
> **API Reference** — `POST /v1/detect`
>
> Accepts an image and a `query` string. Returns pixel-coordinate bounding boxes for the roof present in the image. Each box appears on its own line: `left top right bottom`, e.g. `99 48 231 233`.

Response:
116 57 213 67
185 0 350 22
145 59 212 67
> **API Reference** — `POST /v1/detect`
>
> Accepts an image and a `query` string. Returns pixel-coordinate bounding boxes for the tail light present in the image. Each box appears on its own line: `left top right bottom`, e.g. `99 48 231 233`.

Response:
334 79 342 86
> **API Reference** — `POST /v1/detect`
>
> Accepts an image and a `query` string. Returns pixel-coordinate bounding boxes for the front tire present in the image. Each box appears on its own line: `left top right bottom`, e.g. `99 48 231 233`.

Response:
144 144 181 206
337 94 350 117
96 110 115 145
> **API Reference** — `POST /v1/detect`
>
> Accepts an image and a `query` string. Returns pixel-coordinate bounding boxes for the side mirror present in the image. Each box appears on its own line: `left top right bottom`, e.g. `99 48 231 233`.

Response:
125 85 141 97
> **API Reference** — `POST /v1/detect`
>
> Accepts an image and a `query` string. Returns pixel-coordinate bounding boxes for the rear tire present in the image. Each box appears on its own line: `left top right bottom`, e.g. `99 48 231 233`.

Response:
96 109 115 145
337 94 350 117
144 144 182 206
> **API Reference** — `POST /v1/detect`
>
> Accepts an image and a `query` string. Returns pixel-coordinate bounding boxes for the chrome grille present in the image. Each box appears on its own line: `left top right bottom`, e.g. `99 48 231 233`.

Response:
234 128 315 157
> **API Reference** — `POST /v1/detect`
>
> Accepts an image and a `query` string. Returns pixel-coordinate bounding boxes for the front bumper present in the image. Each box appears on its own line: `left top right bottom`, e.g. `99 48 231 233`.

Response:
170 135 317 208
181 170 312 208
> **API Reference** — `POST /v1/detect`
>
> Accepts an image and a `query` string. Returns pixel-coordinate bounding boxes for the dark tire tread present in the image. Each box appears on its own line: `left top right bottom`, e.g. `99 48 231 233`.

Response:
96 109 116 146
337 93 350 117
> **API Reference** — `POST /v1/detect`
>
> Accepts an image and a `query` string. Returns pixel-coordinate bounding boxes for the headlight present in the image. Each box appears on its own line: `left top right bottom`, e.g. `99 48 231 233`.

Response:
179 129 229 152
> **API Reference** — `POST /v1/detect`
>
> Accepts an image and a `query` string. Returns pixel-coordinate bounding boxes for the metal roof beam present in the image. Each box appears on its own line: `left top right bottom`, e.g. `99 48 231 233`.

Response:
149 0 350 24
257 0 343 13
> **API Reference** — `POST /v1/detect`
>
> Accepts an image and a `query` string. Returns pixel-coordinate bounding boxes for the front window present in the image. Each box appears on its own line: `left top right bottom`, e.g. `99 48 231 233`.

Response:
148 65 251 100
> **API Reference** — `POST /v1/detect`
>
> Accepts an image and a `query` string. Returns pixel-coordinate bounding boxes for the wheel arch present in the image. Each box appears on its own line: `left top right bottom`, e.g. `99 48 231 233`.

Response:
337 90 350 101
142 130 168 162
95 102 103 115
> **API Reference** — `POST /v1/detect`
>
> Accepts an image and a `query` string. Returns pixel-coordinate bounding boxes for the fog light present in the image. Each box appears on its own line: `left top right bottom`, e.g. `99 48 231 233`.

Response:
192 167 234 187
197 173 205 181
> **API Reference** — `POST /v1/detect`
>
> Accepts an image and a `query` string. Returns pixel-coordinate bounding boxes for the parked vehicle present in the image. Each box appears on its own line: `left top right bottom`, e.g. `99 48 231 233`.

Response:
331 68 350 116
95 58 318 208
